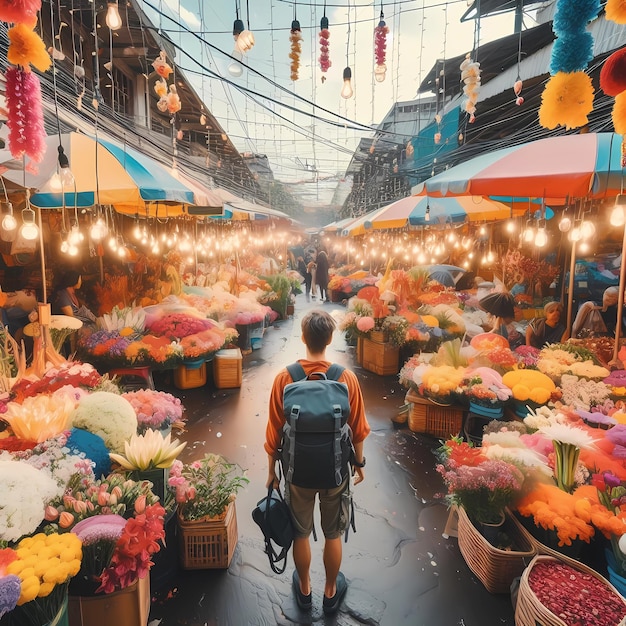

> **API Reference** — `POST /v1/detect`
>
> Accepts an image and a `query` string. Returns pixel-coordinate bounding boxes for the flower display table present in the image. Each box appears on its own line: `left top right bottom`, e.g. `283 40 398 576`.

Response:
68 576 150 626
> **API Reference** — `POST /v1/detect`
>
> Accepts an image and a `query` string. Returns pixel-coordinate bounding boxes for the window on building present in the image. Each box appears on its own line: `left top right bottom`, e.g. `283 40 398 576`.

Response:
108 66 133 117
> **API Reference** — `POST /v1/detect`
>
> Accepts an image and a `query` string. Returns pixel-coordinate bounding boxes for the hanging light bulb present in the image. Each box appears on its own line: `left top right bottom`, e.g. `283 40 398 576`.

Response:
578 241 590 254
57 146 74 186
558 213 572 232
60 239 69 254
105 2 123 31
580 220 596 239
341 67 353 99
49 173 63 192
535 228 548 248
523 226 535 242
505 220 516 233
227 49 244 77
1 203 17 238
108 235 118 251
68 224 83 245
68 244 79 256
133 222 142 240
89 217 108 241
611 205 626 227
20 206 39 240
568 226 582 242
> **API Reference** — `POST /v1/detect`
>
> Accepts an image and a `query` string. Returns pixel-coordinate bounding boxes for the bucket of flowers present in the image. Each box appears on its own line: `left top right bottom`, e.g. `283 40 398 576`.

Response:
121 389 185 436
169 453 249 569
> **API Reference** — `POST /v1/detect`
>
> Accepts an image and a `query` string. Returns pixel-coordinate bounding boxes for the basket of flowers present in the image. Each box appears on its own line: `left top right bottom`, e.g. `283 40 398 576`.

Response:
169 454 249 569
515 554 626 626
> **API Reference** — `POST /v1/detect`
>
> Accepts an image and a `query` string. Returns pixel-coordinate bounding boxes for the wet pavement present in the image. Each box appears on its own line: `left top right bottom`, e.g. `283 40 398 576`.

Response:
147 295 516 626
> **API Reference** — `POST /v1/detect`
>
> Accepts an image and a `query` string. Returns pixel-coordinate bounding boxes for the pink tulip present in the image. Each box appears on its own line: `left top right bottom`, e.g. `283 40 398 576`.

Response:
44 505 59 521
111 486 123 499
135 495 146 514
98 491 110 506
59 511 74 528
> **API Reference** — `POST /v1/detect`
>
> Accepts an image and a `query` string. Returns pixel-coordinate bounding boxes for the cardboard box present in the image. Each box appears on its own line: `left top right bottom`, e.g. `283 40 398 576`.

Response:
213 349 243 389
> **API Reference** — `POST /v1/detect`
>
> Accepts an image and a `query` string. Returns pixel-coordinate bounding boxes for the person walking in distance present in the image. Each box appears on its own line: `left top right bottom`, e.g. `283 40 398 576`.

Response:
307 258 317 300
315 250 330 302
265 310 370 615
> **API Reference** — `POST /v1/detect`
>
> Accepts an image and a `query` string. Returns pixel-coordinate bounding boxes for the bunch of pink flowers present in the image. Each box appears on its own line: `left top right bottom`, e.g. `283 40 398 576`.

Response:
122 389 184 433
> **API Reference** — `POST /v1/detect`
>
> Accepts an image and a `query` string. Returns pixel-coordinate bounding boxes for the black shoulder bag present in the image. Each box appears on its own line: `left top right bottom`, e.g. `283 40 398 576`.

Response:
252 484 294 574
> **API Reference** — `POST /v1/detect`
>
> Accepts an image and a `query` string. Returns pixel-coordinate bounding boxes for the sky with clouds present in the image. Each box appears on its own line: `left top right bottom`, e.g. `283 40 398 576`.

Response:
137 0 533 205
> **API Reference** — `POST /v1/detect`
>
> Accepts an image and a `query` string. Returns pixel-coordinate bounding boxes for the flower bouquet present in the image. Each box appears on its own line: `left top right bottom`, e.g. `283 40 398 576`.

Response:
169 453 248 523
437 438 525 527
121 389 184 434
0 533 82 626
44 472 165 596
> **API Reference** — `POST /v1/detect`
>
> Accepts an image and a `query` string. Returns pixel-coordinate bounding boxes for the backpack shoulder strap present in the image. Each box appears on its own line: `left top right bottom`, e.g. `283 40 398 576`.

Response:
325 363 345 381
286 362 307 382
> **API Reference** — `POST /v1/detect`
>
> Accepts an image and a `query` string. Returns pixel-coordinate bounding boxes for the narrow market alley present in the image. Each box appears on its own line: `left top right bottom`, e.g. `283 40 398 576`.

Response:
147 294 516 626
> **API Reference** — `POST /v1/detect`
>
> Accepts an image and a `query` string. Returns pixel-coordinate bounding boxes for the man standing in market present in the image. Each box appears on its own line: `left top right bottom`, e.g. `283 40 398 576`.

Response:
264 309 370 615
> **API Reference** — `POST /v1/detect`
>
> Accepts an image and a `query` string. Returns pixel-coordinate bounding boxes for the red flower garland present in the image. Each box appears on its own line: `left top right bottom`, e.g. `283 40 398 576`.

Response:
319 16 331 79
374 15 388 82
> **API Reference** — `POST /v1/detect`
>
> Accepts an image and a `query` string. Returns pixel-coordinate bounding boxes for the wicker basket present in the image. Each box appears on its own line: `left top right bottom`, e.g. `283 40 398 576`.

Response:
457 506 535 594
515 554 626 626
177 501 238 569
405 390 464 438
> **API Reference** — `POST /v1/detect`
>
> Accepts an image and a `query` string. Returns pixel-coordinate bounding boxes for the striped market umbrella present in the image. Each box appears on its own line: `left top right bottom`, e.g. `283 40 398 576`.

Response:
408 195 514 226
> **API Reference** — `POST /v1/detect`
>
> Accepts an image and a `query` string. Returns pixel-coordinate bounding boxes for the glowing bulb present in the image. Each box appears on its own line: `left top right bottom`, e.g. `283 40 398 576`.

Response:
1 214 16 232
506 220 515 233
60 167 74 187
523 227 534 243
479 226 486 236
578 241 590 254
108 236 118 251
133 223 142 239
580 220 595 239
20 222 38 240
105 2 122 30
151 244 159 255
60 240 69 254
341 67 354 99
68 226 82 245
228 49 244 77
90 218 107 241
49 173 63 192
487 251 495 262
68 244 78 256
558 215 572 232
569 226 582 242
118 246 126 258
535 228 548 248
611 206 626 227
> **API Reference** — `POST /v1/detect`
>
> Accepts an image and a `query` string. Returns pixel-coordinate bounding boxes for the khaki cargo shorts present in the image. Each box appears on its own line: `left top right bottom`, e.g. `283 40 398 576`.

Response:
286 479 351 540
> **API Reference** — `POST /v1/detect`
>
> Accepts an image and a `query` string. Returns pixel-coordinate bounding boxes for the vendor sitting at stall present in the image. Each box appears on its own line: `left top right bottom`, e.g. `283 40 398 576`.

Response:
572 286 626 339
0 271 38 340
526 301 569 349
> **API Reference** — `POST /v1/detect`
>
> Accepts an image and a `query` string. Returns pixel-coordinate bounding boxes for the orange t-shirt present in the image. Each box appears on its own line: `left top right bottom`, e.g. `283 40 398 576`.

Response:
265 359 370 458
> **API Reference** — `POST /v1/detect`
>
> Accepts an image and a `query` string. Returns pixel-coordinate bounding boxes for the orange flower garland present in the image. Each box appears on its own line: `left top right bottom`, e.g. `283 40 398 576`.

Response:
289 19 302 81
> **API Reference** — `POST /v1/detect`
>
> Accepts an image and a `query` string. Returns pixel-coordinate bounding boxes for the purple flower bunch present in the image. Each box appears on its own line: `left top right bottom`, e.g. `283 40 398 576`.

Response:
122 389 184 433
514 344 540 368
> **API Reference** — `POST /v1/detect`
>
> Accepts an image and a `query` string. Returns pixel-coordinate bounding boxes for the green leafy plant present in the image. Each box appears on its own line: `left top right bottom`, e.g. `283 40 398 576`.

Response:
260 273 293 319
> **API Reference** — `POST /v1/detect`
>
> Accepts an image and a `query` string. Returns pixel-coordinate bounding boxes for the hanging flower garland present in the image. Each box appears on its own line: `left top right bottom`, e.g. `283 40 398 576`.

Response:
319 15 331 81
538 0 600 130
374 11 388 83
601 6 626 164
460 54 481 123
289 18 302 81
3 3 49 165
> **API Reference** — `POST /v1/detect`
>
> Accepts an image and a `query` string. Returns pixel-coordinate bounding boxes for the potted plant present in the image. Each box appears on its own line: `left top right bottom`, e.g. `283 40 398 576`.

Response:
168 454 249 569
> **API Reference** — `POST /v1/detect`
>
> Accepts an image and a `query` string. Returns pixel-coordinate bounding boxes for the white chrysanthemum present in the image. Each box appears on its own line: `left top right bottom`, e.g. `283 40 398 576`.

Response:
484 443 551 474
538 423 597 449
482 430 523 448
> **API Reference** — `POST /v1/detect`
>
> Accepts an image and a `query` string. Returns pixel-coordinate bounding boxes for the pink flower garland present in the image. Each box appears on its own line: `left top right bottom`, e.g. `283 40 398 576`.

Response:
319 16 331 78
5 66 46 163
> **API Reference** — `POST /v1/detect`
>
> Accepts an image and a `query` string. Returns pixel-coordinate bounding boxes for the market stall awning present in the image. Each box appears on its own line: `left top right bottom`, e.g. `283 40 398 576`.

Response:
0 132 196 217
416 133 626 202
408 195 514 226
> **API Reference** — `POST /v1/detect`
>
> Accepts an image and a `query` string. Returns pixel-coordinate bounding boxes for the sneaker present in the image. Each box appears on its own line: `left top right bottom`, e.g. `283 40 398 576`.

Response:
292 570 312 611
322 572 347 615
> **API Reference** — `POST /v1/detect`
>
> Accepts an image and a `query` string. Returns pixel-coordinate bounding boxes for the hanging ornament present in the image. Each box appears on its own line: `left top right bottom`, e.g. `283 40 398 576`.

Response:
513 78 524 106
152 50 173 79
200 113 207 125
539 0 600 130
319 15 331 81
5 66 45 164
601 47 626 96
166 85 181 115
434 132 442 145
289 18 302 81
0 0 41 24
405 141 414 157
373 10 388 83
460 53 481 120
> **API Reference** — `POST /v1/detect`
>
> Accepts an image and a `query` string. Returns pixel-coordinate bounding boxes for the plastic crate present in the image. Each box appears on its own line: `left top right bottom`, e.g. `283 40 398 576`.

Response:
177 501 238 570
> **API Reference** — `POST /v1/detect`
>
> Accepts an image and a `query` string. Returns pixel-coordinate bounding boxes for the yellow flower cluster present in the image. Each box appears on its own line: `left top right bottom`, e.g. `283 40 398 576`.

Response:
6 533 82 605
502 369 555 404
422 365 466 395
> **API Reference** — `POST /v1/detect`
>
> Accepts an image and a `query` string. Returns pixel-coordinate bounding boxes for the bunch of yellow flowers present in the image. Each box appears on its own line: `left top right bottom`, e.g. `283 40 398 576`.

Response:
7 532 82 605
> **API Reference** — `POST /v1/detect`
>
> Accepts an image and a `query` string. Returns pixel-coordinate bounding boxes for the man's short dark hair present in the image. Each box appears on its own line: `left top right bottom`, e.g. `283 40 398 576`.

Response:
301 309 335 353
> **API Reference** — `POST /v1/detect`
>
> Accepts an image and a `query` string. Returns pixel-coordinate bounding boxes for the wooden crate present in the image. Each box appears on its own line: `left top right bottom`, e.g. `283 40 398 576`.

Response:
213 349 242 389
174 361 207 389
361 337 399 376
406 390 464 438
177 501 238 570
